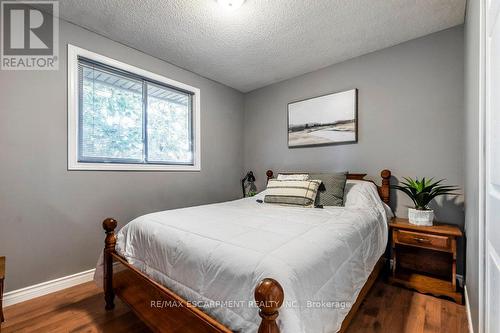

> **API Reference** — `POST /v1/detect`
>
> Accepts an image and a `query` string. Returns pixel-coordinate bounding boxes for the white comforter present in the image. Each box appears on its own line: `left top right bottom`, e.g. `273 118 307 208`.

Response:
99 180 389 333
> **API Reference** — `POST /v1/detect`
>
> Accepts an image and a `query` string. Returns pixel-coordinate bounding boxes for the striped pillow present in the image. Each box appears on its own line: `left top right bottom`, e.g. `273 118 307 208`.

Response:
264 179 322 207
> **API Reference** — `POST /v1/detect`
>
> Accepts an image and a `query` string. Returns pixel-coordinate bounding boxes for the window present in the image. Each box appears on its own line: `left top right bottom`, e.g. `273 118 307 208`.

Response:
68 45 200 171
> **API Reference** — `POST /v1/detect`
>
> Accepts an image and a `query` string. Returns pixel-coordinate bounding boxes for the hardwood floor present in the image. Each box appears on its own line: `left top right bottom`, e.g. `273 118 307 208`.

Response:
346 280 469 333
1 279 468 333
1 282 149 333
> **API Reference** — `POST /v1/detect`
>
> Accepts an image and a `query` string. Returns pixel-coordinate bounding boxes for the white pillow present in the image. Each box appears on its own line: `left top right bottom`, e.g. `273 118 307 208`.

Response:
344 180 393 220
276 173 310 181
343 180 380 208
383 202 395 219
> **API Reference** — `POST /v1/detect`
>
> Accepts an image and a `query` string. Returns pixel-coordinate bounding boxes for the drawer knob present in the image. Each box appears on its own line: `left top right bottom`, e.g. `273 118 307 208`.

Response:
413 237 430 243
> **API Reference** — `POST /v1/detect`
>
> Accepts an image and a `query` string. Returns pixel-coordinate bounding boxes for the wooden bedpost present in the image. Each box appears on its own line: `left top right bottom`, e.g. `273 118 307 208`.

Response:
102 217 117 310
254 278 284 333
380 169 391 205
266 170 274 183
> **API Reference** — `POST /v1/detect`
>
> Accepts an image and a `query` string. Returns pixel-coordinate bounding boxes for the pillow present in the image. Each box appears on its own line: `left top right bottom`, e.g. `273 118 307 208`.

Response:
344 180 392 221
343 180 380 208
276 173 309 181
308 172 347 206
264 179 321 207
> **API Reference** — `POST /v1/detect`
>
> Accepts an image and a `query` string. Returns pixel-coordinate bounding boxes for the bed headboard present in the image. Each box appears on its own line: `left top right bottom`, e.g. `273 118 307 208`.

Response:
265 169 392 205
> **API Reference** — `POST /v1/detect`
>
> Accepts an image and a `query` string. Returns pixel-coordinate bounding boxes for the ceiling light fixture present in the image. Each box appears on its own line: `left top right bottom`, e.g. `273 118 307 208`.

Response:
217 0 245 11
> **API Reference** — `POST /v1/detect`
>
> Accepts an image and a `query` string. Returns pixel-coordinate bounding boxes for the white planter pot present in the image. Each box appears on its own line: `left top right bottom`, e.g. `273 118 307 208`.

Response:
408 208 434 226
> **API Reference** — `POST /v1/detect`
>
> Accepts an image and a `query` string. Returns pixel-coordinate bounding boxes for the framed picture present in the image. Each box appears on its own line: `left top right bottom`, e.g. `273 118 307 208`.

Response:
287 88 358 148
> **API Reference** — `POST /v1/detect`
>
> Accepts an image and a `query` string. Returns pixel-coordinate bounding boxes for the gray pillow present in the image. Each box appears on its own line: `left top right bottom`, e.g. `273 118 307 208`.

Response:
308 172 347 207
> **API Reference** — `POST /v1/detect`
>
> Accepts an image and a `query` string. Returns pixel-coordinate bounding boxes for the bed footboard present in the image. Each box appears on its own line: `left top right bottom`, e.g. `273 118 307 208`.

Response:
255 278 285 333
102 217 117 310
101 218 285 333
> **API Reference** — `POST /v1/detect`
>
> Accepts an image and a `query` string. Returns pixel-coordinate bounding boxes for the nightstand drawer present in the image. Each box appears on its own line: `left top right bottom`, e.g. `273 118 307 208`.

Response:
394 230 450 250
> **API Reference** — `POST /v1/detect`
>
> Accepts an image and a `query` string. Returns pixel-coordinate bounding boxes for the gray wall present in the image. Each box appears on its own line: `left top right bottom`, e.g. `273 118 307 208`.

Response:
0 19 468 294
464 0 482 330
244 26 465 270
0 20 245 292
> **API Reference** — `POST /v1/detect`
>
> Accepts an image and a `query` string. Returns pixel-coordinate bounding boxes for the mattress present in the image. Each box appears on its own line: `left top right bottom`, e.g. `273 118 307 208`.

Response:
96 180 389 333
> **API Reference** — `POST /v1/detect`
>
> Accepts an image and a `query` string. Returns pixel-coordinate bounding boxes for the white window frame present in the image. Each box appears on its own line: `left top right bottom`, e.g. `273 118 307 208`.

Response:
67 44 201 171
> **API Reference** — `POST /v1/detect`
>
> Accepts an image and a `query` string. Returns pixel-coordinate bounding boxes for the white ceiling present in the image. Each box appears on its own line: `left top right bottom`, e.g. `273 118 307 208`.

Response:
56 0 466 92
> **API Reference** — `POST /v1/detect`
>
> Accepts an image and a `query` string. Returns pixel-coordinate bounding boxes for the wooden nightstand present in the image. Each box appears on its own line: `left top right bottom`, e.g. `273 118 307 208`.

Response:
389 218 462 304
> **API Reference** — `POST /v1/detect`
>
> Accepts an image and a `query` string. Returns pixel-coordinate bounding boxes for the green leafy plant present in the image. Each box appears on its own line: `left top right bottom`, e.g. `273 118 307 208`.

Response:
391 177 459 210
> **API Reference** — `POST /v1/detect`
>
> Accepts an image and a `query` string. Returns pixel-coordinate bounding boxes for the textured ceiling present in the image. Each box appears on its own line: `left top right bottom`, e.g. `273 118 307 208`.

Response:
55 0 466 92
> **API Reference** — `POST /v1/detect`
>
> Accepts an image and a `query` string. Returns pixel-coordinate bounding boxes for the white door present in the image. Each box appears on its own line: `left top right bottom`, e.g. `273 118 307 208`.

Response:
485 0 500 331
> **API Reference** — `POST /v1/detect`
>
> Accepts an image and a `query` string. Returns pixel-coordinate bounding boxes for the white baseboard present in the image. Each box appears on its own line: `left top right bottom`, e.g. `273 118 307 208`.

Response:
464 285 474 333
3 268 96 307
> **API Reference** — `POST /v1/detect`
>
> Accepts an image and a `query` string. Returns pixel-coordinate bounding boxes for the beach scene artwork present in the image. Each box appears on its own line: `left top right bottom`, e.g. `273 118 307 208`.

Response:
288 89 357 147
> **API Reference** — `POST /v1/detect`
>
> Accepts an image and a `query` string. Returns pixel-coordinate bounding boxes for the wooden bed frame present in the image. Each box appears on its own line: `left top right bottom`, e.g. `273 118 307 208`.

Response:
102 169 391 333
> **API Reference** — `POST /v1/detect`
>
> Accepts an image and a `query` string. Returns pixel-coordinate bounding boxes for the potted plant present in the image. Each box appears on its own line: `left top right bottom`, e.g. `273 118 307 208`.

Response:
392 177 459 226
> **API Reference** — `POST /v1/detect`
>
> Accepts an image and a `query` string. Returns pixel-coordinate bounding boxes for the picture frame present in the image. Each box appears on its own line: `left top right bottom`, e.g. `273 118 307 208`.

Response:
287 88 358 148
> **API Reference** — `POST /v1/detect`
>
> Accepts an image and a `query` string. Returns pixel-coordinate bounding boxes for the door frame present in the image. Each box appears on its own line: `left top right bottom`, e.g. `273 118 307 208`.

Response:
477 0 486 332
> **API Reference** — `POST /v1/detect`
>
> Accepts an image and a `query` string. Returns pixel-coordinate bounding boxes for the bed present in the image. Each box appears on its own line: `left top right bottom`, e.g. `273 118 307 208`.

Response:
98 170 391 333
